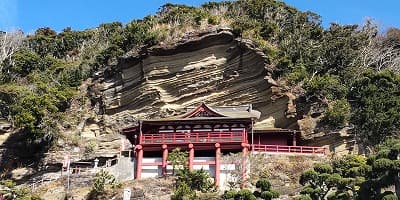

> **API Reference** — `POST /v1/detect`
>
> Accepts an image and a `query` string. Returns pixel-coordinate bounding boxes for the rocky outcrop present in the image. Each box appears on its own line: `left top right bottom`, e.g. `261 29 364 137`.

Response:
91 30 297 132
296 100 357 155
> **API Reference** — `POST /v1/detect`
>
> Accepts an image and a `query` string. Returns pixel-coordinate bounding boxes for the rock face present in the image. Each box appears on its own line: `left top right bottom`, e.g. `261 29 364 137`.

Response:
92 30 297 132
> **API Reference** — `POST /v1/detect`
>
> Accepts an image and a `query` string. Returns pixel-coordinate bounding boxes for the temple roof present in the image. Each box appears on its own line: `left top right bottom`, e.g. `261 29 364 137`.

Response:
142 102 261 123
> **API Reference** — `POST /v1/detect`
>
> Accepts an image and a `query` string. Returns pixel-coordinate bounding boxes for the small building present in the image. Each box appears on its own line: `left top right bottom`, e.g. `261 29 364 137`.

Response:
122 103 326 187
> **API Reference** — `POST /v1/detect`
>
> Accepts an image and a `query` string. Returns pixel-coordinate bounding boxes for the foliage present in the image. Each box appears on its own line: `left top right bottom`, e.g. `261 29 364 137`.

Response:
222 189 256 200
7 49 52 77
0 179 43 200
322 99 351 128
255 179 280 200
357 139 400 199
168 148 216 200
221 153 271 190
91 170 119 194
175 167 215 193
299 155 368 200
26 27 92 58
298 140 400 200
168 147 188 175
349 70 400 145
305 74 348 101
171 182 196 200
256 179 272 192
382 193 399 200
84 140 98 156
221 179 278 200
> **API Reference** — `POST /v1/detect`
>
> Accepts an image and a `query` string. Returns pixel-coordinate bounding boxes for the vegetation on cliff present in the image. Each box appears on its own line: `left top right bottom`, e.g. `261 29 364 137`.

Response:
295 138 400 199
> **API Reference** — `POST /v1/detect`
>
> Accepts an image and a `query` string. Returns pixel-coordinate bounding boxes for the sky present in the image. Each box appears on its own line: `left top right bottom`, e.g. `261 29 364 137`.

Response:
0 0 399 33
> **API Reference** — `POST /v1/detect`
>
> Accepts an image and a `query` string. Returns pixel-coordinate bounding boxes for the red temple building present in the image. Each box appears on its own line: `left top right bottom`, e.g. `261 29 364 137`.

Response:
121 103 326 188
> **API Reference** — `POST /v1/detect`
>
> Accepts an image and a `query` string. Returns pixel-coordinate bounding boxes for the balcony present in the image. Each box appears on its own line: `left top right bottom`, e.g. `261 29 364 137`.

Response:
252 144 327 155
140 131 246 145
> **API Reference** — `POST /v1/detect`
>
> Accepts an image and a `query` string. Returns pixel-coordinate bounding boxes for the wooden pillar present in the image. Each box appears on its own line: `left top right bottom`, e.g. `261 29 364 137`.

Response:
215 143 221 187
162 144 168 176
136 145 143 179
241 143 249 188
188 143 194 171
292 131 297 146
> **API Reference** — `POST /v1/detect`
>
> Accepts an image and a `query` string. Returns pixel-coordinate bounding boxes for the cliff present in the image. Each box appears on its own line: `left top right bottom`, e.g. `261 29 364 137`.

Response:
91 30 297 133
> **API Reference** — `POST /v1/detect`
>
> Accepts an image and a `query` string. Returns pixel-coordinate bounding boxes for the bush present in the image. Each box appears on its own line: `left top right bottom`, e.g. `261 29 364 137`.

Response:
285 64 309 84
91 170 118 194
256 179 271 192
0 179 42 200
296 196 313 200
207 15 219 25
171 182 196 200
84 140 98 155
305 74 348 100
322 99 351 127
223 190 237 199
261 191 274 200
235 189 256 200
381 193 398 200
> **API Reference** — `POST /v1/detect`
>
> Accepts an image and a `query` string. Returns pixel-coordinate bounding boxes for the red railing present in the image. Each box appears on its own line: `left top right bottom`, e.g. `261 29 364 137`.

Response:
141 131 246 144
252 144 327 155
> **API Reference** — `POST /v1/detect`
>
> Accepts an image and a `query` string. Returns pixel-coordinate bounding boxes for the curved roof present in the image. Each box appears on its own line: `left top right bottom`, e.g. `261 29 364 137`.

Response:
143 102 261 123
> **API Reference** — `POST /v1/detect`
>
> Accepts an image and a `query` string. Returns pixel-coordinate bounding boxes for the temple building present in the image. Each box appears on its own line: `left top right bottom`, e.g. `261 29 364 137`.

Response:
121 103 326 188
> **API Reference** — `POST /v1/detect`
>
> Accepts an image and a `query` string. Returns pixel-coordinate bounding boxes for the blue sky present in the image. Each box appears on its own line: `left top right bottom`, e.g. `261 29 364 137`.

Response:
1 0 399 33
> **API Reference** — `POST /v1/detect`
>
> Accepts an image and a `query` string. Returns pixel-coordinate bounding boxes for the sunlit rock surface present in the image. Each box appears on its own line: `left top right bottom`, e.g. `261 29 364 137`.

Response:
92 30 297 132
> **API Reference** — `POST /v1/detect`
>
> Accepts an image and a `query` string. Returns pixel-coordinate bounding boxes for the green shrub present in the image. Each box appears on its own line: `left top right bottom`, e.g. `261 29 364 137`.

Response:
222 190 236 199
85 140 98 154
91 170 118 194
322 99 351 127
261 191 273 200
381 193 398 200
256 179 271 192
235 189 256 200
305 74 348 100
171 182 196 200
295 196 312 200
285 64 309 84
207 15 219 25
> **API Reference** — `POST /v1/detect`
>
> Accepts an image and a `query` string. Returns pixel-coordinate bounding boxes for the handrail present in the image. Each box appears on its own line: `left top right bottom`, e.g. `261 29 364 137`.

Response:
141 131 245 144
252 144 327 155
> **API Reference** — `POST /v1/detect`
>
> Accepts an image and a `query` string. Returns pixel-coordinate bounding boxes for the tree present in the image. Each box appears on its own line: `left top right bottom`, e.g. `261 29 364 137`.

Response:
358 139 400 199
168 147 188 175
255 179 280 200
91 170 118 194
0 179 43 200
222 179 279 200
357 25 400 73
322 99 351 128
168 148 215 200
222 189 256 200
349 70 400 146
0 30 24 72
299 155 369 200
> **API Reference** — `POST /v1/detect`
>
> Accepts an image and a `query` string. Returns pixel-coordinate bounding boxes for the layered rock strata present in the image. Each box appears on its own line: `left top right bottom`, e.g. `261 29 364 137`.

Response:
92 30 297 131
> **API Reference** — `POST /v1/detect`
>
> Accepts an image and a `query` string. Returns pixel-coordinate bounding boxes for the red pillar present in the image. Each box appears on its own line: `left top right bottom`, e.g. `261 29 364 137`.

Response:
136 145 143 179
292 131 297 146
162 144 168 176
188 143 194 171
215 143 221 187
241 143 249 188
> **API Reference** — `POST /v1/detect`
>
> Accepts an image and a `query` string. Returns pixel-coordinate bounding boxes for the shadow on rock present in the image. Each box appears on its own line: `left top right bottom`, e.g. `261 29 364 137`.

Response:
0 129 54 183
